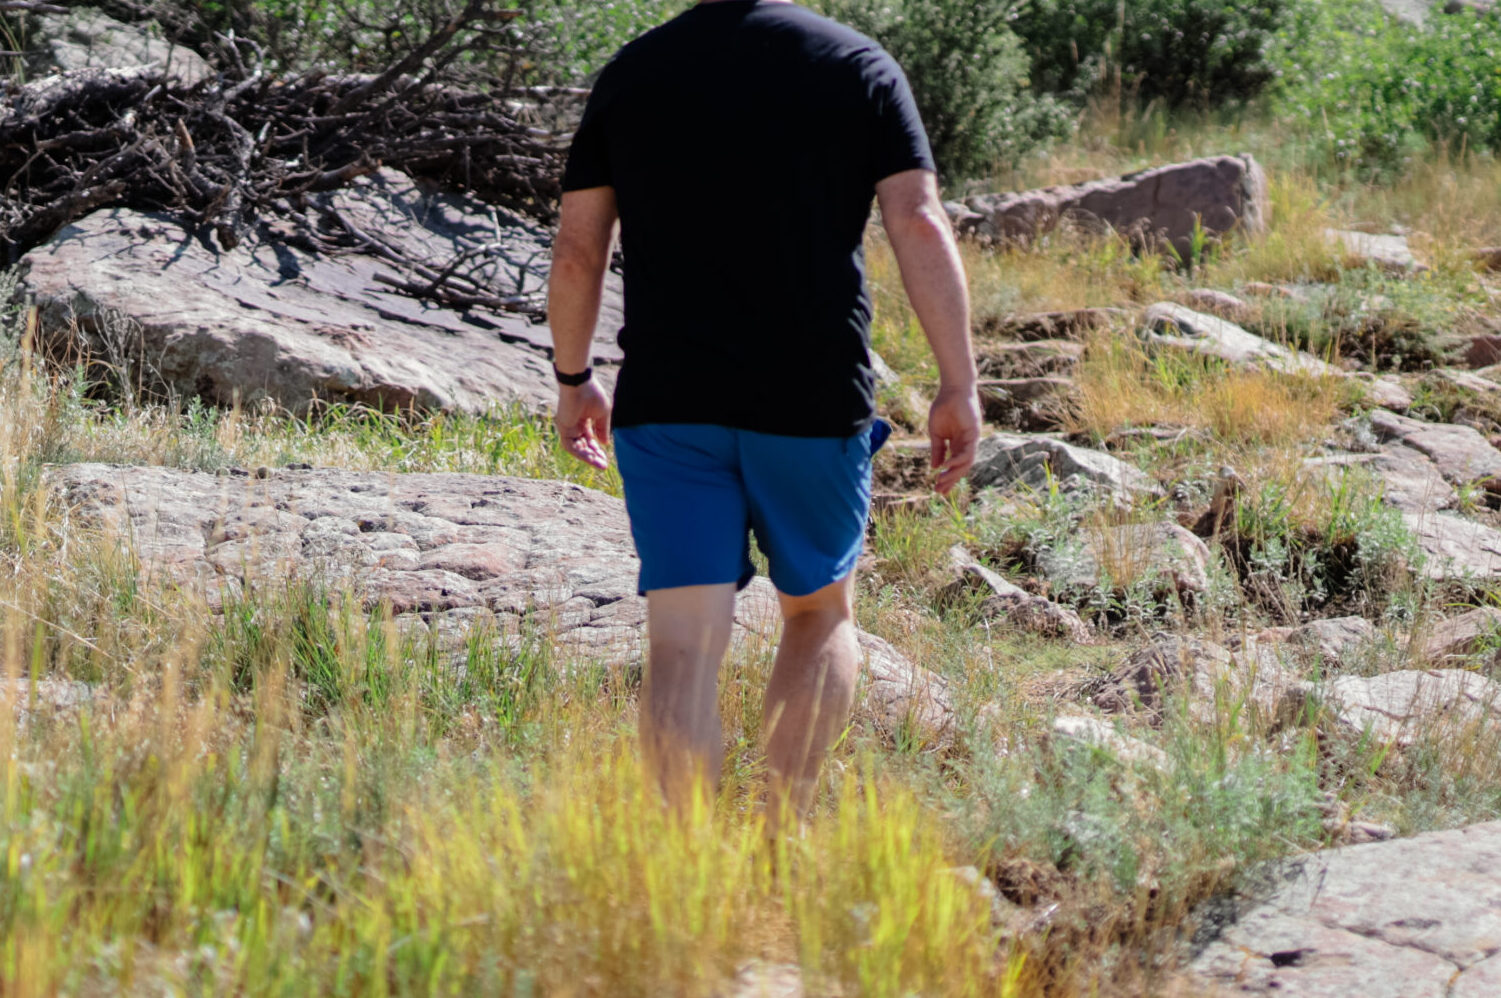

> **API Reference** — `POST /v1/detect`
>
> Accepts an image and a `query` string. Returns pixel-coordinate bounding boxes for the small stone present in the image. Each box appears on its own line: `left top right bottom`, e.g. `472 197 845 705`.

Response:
1241 281 1309 301
1253 616 1379 666
253 466 272 480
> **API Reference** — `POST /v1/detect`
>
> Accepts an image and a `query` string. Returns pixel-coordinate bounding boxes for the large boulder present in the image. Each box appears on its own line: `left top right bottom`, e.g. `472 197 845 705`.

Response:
50 463 951 741
19 169 623 415
954 155 1268 258
1187 821 1501 996
24 8 213 84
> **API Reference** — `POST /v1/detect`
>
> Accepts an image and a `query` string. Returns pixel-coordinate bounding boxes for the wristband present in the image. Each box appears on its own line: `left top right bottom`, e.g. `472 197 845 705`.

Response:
554 365 593 387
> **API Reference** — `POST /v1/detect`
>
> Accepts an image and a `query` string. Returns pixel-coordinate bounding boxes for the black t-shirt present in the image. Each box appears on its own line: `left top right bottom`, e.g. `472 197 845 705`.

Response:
561 0 934 437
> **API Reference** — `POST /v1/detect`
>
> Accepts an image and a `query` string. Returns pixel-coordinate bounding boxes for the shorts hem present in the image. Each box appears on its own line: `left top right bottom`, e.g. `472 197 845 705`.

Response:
637 566 757 597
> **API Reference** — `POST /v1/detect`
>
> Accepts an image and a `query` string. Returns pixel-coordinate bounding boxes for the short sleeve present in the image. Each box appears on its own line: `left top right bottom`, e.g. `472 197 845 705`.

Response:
866 54 936 184
562 67 617 192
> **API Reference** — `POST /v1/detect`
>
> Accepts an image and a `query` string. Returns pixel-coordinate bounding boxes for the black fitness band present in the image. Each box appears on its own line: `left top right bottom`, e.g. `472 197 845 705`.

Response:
554 365 593 387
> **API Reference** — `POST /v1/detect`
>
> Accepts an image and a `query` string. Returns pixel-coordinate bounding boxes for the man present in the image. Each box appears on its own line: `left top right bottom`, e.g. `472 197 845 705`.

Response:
546 0 980 828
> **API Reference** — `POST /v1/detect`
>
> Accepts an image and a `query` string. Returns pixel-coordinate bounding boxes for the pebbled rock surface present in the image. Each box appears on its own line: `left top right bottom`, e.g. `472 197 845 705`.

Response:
1187 821 1501 996
954 156 1268 259
20 170 623 415
49 463 950 739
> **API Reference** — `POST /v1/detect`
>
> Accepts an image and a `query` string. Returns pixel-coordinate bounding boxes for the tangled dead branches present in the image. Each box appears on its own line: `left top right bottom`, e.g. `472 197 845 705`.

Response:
0 0 575 314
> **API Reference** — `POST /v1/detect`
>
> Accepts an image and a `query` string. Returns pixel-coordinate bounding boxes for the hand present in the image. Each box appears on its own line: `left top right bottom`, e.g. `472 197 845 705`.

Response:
928 384 981 494
555 379 612 470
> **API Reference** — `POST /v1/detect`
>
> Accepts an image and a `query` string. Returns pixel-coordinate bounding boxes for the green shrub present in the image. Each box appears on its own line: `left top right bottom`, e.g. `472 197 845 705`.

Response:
817 0 1074 181
1011 0 1290 109
1273 0 1501 173
90 0 674 82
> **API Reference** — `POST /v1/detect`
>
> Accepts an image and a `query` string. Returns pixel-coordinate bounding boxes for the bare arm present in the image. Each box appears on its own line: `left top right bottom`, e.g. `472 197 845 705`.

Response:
547 186 619 469
875 168 980 494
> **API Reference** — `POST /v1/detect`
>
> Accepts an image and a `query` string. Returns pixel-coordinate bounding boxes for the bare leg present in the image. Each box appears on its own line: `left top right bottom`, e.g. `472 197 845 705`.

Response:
763 573 859 836
642 583 737 813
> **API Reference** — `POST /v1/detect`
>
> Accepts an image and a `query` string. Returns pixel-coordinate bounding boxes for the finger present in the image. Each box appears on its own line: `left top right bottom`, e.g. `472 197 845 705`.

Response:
948 431 978 477
597 406 611 442
934 462 965 494
564 433 607 470
929 432 947 470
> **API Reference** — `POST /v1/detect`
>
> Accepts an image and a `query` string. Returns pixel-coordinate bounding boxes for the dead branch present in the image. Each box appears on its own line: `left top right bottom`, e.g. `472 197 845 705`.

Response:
0 3 573 326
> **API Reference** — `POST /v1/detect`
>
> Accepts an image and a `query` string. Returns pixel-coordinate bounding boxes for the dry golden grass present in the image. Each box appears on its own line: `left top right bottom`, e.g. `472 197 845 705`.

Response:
1065 332 1345 451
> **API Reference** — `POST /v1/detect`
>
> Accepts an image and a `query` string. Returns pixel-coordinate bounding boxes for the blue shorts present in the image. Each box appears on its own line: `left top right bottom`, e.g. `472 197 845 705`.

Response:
613 421 890 598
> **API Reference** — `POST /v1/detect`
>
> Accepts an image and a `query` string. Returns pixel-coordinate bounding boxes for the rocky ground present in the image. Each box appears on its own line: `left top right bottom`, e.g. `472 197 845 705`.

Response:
9 6 1501 995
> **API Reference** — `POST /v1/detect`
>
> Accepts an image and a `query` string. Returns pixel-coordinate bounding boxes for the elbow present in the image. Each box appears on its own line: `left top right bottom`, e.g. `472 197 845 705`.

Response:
550 240 610 285
884 203 954 250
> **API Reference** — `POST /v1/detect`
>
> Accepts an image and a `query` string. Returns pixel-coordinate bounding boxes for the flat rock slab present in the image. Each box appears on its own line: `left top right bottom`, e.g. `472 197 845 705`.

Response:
1403 512 1501 581
1370 409 1501 485
1187 821 1501 995
21 169 622 415
1142 302 1338 377
1326 669 1501 745
1304 447 1455 514
49 464 949 739
1327 229 1424 273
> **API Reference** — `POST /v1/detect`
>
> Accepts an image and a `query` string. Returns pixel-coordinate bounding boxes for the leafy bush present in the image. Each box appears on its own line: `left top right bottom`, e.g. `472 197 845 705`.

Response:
817 0 1074 180
1273 0 1501 173
1011 0 1290 108
88 0 672 83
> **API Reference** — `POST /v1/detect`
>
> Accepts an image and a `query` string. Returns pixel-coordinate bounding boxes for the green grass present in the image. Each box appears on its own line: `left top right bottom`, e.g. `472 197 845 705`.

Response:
5 92 1501 995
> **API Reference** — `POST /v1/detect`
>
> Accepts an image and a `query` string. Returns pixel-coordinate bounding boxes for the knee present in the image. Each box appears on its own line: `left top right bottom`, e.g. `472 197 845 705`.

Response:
778 576 855 625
